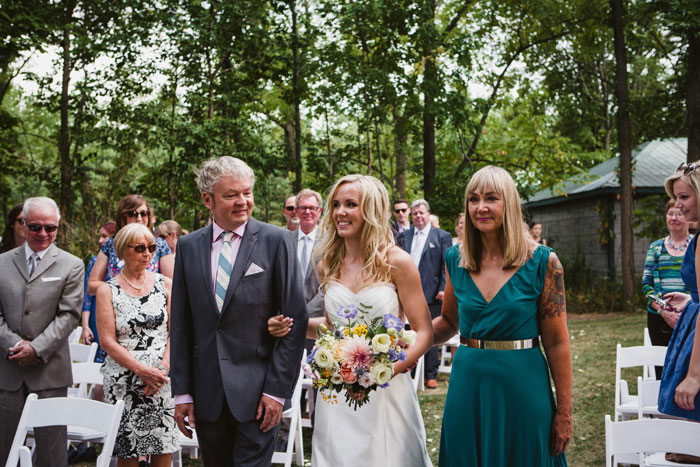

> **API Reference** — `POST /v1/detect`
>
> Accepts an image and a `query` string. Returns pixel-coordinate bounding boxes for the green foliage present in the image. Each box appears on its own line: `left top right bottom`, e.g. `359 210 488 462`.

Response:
632 194 668 242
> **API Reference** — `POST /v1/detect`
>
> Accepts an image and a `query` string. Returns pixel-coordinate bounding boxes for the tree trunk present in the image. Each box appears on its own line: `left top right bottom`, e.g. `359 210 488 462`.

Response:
688 30 700 162
58 0 76 243
422 15 437 202
611 0 636 310
290 0 302 191
393 108 408 199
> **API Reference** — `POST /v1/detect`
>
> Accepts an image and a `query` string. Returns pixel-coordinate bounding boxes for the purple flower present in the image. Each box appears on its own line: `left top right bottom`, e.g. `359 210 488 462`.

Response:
337 304 359 319
398 351 407 362
382 314 403 332
388 349 398 360
307 347 318 363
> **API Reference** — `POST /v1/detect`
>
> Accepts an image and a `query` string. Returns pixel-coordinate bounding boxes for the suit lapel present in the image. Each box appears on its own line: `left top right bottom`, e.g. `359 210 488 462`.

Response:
27 244 58 284
221 218 259 315
420 228 437 261
12 248 29 282
404 230 414 254
197 224 219 313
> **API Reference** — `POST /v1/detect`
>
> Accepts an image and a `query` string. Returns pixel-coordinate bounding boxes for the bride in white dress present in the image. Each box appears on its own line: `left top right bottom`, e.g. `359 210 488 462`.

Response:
270 174 433 467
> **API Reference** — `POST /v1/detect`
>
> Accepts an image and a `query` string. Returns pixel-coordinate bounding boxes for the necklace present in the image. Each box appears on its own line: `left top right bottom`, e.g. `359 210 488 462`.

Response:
121 271 146 290
666 235 691 252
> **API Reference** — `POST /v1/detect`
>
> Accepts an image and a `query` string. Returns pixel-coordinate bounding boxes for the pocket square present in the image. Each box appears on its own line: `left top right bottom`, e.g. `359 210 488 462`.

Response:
245 263 264 276
41 277 62 282
429 242 436 248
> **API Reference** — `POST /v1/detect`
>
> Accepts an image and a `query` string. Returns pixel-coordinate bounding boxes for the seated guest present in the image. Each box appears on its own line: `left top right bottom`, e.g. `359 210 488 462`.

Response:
0 203 26 254
88 195 173 296
0 197 84 467
157 220 185 254
96 223 178 466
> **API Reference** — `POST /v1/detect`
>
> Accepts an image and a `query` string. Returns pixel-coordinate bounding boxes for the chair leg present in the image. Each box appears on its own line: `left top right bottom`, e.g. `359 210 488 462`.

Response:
294 407 304 466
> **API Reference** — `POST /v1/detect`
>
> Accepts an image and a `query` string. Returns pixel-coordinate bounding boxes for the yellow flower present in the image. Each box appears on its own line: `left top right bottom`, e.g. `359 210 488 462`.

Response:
343 327 351 336
353 324 368 337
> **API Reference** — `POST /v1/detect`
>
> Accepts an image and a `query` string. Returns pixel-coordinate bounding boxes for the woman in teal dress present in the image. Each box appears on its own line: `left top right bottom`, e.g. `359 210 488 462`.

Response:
433 166 572 466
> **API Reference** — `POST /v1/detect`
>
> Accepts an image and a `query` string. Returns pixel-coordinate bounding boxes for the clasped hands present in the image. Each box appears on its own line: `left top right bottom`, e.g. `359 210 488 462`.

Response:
138 361 169 397
8 341 40 366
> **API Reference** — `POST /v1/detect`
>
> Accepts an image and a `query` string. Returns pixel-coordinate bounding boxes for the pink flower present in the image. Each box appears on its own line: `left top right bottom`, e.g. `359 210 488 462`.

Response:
357 371 375 388
340 335 373 370
340 363 357 384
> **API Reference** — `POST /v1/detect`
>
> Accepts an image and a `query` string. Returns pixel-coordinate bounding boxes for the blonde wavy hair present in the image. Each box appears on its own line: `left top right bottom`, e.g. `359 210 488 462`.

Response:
460 166 530 271
665 165 700 221
315 174 395 291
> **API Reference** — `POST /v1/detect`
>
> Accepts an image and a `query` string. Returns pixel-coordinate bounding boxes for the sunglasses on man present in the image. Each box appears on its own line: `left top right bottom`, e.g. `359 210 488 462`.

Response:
27 223 58 233
285 206 296 212
128 244 157 253
126 210 150 218
394 208 408 214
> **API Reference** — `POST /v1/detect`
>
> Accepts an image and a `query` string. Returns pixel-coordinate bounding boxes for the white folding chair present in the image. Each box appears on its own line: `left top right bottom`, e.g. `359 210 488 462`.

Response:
70 342 98 363
70 362 104 399
644 327 651 346
605 414 700 467
636 376 661 419
615 344 667 421
6 393 124 467
300 376 315 429
438 334 460 374
271 367 305 467
409 354 425 392
172 428 199 467
68 326 83 344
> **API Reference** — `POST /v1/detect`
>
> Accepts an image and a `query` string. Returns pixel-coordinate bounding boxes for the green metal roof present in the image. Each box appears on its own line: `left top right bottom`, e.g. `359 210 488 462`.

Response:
525 138 688 208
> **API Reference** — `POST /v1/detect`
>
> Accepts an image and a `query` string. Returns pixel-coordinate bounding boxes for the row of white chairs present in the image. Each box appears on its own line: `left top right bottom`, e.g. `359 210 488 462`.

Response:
605 415 700 466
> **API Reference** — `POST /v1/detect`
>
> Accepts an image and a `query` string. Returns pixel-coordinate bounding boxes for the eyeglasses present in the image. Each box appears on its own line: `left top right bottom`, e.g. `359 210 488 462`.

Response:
298 206 319 212
27 223 58 233
285 206 296 212
15 218 24 225
677 163 698 175
128 244 157 253
394 208 408 214
126 210 150 218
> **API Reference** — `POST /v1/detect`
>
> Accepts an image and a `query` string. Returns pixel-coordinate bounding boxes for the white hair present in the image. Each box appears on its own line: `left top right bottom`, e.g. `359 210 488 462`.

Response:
23 197 61 222
410 198 430 212
195 156 255 193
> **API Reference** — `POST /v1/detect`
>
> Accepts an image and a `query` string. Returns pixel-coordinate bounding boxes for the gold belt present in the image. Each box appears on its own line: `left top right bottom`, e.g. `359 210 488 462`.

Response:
460 335 539 350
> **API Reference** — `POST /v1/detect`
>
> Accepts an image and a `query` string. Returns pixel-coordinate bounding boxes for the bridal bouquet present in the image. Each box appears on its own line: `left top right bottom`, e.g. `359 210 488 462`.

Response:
302 303 417 410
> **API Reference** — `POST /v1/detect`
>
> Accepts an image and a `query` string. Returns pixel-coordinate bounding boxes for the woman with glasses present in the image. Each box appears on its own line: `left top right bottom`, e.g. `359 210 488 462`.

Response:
96 223 179 466
641 200 690 353
88 195 173 296
0 203 26 253
657 164 700 429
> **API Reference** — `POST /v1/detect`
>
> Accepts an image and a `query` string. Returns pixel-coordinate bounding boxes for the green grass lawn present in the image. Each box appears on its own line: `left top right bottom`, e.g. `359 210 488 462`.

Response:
80 311 647 467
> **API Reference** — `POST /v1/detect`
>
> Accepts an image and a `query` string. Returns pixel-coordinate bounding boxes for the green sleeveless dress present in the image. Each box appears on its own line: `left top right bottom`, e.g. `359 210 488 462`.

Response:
439 244 567 467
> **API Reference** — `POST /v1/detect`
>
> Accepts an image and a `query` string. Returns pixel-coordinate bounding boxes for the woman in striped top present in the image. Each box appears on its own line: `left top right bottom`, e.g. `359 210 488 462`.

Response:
641 200 691 347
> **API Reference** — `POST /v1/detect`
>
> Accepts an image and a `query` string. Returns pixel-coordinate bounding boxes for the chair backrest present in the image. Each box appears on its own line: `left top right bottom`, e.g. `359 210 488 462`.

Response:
636 376 660 419
68 326 83 344
615 344 667 419
69 342 98 363
71 362 104 399
6 394 124 467
605 414 700 467
643 328 651 346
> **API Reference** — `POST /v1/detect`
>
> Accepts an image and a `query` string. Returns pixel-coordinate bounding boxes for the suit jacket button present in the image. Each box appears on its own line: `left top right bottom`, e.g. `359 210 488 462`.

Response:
24 311 30 315
218 328 223 332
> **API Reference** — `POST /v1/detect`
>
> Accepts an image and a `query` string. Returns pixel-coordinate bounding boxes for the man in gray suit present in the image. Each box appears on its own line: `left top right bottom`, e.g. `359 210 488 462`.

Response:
0 197 84 467
294 189 325 322
171 156 308 466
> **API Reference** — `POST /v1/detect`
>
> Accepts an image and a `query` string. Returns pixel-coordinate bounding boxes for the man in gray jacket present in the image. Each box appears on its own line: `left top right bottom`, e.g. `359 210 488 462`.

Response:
0 197 84 467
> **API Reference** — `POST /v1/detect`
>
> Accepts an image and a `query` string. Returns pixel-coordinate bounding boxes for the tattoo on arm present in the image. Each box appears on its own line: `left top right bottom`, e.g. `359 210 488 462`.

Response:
539 256 566 320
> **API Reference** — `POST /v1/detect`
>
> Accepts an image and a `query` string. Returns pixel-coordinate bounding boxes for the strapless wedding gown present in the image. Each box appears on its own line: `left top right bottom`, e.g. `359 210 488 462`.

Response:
312 282 432 467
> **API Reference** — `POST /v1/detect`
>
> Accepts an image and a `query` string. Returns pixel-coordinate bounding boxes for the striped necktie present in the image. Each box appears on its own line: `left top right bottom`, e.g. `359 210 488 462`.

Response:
28 253 40 277
215 231 236 312
299 235 309 278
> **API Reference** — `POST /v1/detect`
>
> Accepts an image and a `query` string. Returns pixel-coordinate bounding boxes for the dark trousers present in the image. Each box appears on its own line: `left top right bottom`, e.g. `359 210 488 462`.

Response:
196 399 279 467
0 385 68 467
647 311 674 378
423 302 443 380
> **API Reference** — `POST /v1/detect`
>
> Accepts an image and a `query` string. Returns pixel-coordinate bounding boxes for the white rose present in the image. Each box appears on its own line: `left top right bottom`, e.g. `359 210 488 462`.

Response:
401 329 417 346
330 373 344 385
371 334 391 354
370 362 393 386
314 348 336 369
